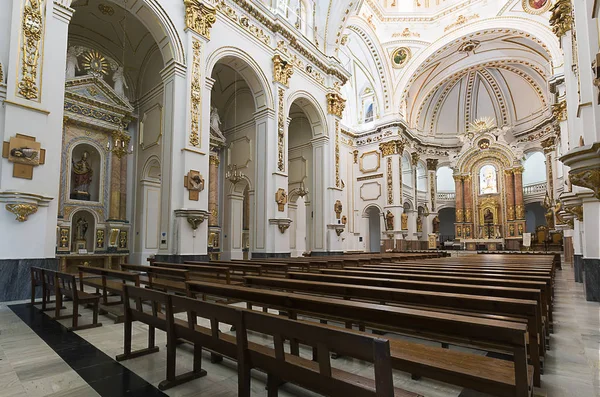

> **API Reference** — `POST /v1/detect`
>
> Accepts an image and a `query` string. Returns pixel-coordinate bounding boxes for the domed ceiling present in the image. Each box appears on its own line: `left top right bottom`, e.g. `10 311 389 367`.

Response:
404 31 552 136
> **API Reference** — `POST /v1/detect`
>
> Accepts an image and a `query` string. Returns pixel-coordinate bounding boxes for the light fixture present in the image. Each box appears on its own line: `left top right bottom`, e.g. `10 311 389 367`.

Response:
297 181 309 198
106 127 133 158
225 164 244 185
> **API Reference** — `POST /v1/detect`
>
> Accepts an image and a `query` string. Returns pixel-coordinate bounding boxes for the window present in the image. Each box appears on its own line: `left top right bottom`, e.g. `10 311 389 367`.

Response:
479 164 498 195
365 103 374 123
299 0 308 34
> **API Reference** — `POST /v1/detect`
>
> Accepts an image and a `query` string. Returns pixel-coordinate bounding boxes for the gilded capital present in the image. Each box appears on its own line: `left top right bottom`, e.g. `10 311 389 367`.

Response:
394 140 405 155
552 101 567 121
569 168 600 200
426 158 438 171
541 136 557 154
184 0 217 39
549 0 572 37
273 55 293 87
326 92 346 118
565 205 583 221
410 152 420 166
379 141 396 157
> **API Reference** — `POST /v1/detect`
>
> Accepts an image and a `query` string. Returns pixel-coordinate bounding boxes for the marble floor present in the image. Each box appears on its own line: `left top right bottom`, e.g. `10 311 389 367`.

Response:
0 267 598 397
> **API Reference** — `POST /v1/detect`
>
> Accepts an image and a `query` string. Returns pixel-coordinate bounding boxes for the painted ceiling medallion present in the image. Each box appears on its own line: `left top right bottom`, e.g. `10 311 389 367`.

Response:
82 50 109 77
522 0 551 15
392 47 411 68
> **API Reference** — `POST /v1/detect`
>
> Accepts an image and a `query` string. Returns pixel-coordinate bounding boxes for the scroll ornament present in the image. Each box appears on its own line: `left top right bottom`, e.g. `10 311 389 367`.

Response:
569 169 600 200
6 203 38 222
184 0 217 39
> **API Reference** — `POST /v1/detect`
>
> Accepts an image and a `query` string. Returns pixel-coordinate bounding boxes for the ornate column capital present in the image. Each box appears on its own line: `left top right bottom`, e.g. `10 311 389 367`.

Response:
552 101 567 121
326 92 346 118
549 0 572 38
394 139 405 155
379 141 396 156
541 136 557 154
410 152 420 166
184 0 217 39
273 55 293 87
426 158 438 171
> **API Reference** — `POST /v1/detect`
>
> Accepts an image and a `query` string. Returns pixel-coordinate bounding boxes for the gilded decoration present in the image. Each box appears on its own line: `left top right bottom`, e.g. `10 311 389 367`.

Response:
565 205 583 221
0 62 4 83
456 208 464 222
523 0 552 14
379 141 396 157
444 14 479 32
335 120 341 188
515 204 525 219
552 101 567 121
17 0 46 100
353 150 358 164
334 200 343 219
385 210 394 231
458 40 480 53
549 0 572 37
184 0 217 39
391 47 411 69
278 223 290 234
541 136 556 154
410 152 420 166
386 157 393 205
275 188 287 212
426 158 438 171
119 230 128 249
326 93 346 118
430 178 436 211
5 203 38 222
569 169 600 199
2 134 46 180
273 55 293 87
277 88 285 172
109 129 132 159
465 208 473 223
58 228 69 250
96 229 105 249
189 40 202 147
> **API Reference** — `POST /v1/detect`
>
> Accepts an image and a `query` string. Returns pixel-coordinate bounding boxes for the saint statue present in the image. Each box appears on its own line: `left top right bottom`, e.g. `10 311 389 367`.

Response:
479 165 497 194
401 211 408 230
76 217 88 241
112 66 128 101
432 216 440 234
416 216 422 232
65 46 80 79
71 151 93 200
385 210 394 231
210 106 226 142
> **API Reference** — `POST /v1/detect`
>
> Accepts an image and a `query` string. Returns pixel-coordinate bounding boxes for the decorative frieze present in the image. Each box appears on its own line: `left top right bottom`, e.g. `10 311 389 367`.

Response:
277 88 285 172
552 101 567 121
386 157 393 205
184 0 217 39
326 93 346 118
17 0 46 100
549 0 572 37
273 55 293 87
189 39 202 147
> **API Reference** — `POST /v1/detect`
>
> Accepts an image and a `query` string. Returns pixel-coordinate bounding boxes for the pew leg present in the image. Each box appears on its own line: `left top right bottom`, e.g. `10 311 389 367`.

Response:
238 355 251 397
71 300 79 330
267 374 283 397
158 342 206 391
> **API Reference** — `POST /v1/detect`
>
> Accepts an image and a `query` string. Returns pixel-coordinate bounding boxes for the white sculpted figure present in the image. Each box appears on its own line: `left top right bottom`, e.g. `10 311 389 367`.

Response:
65 46 80 78
112 66 128 100
210 106 226 142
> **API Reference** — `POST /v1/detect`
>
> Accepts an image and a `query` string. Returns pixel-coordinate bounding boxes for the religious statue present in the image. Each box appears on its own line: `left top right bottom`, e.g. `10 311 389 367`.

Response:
65 46 80 78
71 151 93 200
484 208 494 224
210 106 226 142
75 217 88 242
334 200 343 219
479 165 497 194
385 210 394 231
275 188 288 212
545 208 555 229
401 211 408 230
112 66 128 101
416 216 422 232
432 216 440 234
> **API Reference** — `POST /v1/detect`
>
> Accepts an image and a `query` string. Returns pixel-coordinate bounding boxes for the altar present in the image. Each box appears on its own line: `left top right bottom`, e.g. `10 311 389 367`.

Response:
461 239 504 251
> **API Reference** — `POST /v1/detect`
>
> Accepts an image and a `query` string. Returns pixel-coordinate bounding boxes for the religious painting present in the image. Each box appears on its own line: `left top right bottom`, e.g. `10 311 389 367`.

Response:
7 135 41 166
391 47 411 68
522 0 551 14
479 164 498 195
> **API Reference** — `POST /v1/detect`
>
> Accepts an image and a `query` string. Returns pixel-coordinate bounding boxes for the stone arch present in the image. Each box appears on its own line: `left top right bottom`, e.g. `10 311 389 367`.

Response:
206 47 274 110
142 156 161 183
287 91 328 137
362 203 384 218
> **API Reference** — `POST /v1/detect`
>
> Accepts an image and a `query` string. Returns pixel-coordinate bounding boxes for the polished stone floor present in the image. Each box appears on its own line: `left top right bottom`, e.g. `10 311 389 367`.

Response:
0 266 598 397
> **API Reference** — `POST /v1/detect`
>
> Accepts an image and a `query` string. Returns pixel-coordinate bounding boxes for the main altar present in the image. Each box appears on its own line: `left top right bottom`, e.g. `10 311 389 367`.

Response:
451 127 526 251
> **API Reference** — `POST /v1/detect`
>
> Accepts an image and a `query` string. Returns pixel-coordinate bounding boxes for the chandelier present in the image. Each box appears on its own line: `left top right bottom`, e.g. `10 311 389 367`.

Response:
225 164 244 185
296 181 309 198
107 128 133 158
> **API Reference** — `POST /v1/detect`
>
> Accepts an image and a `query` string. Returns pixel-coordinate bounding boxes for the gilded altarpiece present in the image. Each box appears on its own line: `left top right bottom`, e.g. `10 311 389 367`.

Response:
452 131 526 249
56 75 134 271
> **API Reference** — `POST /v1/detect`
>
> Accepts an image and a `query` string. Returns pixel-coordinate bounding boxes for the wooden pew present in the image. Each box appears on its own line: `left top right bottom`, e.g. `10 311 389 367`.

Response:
152 262 231 284
186 281 534 395
244 275 543 385
52 270 102 331
30 267 58 311
78 266 141 323
120 264 190 294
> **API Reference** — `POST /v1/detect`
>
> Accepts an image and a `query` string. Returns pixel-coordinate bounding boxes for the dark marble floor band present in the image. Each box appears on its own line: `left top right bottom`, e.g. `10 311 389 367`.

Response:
9 303 167 397
583 258 600 302
0 258 59 301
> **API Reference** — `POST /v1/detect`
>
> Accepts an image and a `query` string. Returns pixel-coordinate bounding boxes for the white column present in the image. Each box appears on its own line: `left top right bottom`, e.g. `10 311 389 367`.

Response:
0 1 74 259
311 135 329 252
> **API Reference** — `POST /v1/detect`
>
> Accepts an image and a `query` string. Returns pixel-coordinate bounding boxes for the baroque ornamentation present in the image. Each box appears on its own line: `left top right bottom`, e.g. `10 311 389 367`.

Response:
426 158 438 171
96 229 105 249
430 178 436 211
278 223 290 234
6 203 38 222
335 120 341 188
541 136 557 154
189 40 202 147
326 93 346 118
273 55 293 87
184 0 217 39
387 157 393 205
410 152 420 166
549 0 572 37
379 141 396 157
569 169 600 199
187 216 204 230
18 0 46 100
444 14 479 32
275 188 287 212
552 101 567 121
456 208 464 222
353 150 358 164
334 200 343 219
515 205 525 219
465 208 473 223
564 205 583 221
277 88 285 172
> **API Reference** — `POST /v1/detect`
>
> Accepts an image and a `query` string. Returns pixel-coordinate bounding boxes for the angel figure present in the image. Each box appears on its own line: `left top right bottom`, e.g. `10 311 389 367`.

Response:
210 106 226 142
65 46 80 78
113 66 128 100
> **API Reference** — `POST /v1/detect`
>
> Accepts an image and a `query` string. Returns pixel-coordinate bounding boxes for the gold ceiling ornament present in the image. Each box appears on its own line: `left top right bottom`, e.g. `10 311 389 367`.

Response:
273 55 293 87
326 92 346 118
184 0 217 39
6 203 38 222
391 47 411 69
189 39 202 147
569 168 600 199
426 158 438 171
17 0 45 100
549 0 572 37
552 100 567 121
98 3 115 16
410 152 420 166
82 50 109 77
444 14 479 32
391 28 420 38
469 117 496 133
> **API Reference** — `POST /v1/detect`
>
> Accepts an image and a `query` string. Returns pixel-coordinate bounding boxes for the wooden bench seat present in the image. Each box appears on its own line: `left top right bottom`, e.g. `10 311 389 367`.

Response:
51 270 102 331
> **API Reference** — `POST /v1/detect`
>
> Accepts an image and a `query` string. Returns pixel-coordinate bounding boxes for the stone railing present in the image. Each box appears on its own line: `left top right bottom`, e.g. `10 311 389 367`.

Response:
437 191 456 201
523 182 546 195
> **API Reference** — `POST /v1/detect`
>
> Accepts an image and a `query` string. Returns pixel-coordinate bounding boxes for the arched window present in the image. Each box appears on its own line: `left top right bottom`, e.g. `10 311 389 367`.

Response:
522 151 546 185
402 153 413 187
417 162 427 191
365 103 374 123
436 166 455 192
299 0 308 34
479 164 498 195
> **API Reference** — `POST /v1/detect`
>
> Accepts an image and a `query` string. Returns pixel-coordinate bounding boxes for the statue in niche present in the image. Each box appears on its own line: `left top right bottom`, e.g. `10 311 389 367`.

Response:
385 210 394 231
112 66 128 101
401 211 408 230
479 165 498 195
432 216 440 234
71 151 93 201
416 216 422 232
75 217 88 251
65 46 80 78
210 106 226 142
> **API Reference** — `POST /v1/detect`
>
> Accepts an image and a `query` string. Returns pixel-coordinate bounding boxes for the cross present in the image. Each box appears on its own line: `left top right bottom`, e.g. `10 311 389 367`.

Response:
2 134 46 179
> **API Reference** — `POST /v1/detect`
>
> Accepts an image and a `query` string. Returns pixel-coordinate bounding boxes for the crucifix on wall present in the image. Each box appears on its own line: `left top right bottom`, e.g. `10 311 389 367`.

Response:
2 134 46 179
184 170 204 201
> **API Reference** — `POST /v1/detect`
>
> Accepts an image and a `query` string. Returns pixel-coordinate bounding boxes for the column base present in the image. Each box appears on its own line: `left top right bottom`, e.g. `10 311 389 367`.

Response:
574 254 584 283
583 258 600 302
251 252 291 259
0 258 59 301
153 254 210 263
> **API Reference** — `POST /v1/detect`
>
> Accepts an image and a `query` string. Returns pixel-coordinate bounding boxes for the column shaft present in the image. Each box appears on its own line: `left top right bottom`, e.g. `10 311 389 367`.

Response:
514 169 525 219
505 170 515 220
208 154 220 227
454 176 464 222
